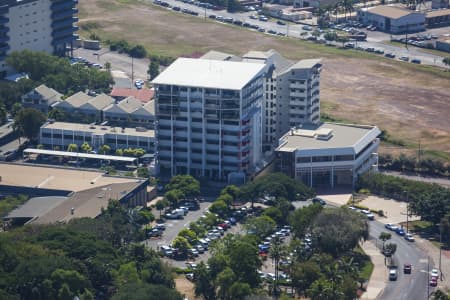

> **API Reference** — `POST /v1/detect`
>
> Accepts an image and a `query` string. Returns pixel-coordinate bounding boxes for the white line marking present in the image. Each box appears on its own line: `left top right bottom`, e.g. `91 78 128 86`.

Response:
37 175 54 188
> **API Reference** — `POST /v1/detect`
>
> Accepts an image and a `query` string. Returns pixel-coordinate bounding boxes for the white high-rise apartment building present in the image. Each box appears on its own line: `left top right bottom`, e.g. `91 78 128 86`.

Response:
241 50 322 152
152 58 266 182
0 0 78 76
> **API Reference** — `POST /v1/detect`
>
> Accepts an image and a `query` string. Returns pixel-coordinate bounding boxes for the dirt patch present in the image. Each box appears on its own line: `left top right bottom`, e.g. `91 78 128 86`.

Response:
175 276 198 300
78 0 450 157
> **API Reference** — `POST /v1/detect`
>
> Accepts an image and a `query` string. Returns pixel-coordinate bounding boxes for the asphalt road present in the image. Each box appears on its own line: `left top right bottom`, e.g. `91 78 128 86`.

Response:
369 220 436 300
149 0 449 68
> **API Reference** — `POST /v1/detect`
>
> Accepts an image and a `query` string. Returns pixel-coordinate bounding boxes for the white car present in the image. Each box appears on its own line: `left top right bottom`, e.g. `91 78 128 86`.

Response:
404 233 415 242
431 269 439 279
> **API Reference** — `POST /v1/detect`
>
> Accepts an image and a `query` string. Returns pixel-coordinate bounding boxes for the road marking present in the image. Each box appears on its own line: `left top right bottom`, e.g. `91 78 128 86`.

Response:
419 259 428 264
37 175 54 188
184 222 189 227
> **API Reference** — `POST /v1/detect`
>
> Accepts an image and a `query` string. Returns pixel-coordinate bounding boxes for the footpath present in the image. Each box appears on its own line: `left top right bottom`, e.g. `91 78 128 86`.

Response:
416 237 450 291
360 240 386 299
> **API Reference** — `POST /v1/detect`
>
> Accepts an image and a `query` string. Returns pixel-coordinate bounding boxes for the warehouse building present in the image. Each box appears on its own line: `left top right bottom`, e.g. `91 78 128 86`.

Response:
275 123 381 189
358 5 426 33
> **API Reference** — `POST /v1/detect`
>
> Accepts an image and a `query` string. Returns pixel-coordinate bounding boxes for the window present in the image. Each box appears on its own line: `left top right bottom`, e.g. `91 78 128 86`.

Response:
296 157 310 163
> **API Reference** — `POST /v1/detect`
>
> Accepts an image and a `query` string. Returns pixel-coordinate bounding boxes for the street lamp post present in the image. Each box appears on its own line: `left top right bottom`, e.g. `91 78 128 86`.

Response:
404 190 409 233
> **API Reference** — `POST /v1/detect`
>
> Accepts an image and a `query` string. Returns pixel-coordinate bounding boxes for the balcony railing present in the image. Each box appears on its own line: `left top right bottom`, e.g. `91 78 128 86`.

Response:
52 8 78 21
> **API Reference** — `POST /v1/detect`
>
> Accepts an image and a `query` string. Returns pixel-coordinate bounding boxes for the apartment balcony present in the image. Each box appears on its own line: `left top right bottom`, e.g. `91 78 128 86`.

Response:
52 33 77 45
0 44 10 52
52 26 78 38
52 17 78 29
51 0 77 12
52 8 78 21
289 83 305 89
0 17 8 24
0 35 9 43
290 92 307 98
0 5 8 14
0 27 8 33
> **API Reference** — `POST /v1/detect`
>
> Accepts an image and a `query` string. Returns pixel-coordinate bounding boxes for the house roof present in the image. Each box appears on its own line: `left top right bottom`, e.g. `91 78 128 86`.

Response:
110 88 154 103
291 58 322 69
152 57 266 90
117 96 143 113
367 5 417 19
64 91 91 108
88 93 114 110
143 100 155 115
200 50 241 61
32 84 62 104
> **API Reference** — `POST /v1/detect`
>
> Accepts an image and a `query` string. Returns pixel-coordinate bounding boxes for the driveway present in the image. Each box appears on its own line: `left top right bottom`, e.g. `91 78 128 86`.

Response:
359 195 421 225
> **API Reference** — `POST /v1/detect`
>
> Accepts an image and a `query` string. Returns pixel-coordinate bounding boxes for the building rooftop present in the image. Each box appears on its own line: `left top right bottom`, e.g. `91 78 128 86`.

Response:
291 58 322 70
200 50 240 61
32 84 62 104
0 163 143 192
110 88 154 103
152 57 266 90
64 91 91 108
117 96 143 113
88 93 114 110
6 196 68 221
276 123 381 153
426 9 450 18
366 5 417 19
41 121 155 138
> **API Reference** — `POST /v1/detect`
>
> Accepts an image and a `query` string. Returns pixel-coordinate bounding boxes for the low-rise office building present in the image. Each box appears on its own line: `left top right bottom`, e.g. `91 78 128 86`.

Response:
358 5 426 33
276 123 381 188
40 121 155 153
21 84 62 113
436 36 450 52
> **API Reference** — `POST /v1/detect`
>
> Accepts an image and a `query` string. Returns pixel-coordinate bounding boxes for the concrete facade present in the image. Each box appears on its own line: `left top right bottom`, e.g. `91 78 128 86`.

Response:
0 0 78 76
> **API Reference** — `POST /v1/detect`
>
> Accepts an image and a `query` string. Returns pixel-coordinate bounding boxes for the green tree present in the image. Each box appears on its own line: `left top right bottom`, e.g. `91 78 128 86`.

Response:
385 243 397 257
244 215 276 239
115 262 140 286
292 260 321 296
50 268 90 296
290 204 323 238
112 283 183 300
67 143 78 152
227 239 261 287
0 101 7 125
14 108 46 141
263 206 283 225
155 199 168 219
148 60 160 80
99 144 111 155
81 142 92 153
194 262 215 300
216 267 236 300
228 282 251 300
172 236 191 258
129 45 147 58
164 190 182 209
443 57 450 67
209 200 229 218
137 167 149 178
379 232 392 250
178 228 197 244
165 175 200 200
48 107 66 121
11 102 22 117
432 289 450 300
58 283 73 300
311 208 368 257
116 149 123 156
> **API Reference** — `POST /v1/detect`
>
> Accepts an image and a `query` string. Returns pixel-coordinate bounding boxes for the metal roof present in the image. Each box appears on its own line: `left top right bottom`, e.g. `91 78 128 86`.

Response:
152 57 266 90
5 196 68 220
23 148 138 162
366 5 418 19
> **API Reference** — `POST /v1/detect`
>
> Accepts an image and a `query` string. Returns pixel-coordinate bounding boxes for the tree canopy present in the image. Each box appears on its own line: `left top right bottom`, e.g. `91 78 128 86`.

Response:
14 108 46 141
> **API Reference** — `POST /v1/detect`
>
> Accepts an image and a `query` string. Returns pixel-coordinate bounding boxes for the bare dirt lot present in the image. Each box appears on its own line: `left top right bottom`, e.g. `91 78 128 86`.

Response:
78 0 450 159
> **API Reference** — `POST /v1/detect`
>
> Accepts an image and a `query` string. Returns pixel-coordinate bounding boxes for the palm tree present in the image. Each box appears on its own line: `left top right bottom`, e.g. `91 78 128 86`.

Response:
269 237 286 295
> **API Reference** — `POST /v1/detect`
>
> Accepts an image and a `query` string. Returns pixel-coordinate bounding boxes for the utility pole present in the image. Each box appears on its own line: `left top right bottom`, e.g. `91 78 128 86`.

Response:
131 55 134 88
417 138 421 176
405 190 409 233
439 223 443 281
427 256 430 298
286 21 289 37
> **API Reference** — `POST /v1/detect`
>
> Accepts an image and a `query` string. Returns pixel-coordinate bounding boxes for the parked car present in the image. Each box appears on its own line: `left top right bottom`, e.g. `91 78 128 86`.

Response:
312 197 326 205
404 263 412 274
430 277 438 287
385 223 398 231
396 227 405 236
277 20 286 25
404 233 415 242
431 269 439 279
411 58 421 64
366 213 375 220
389 269 397 281
399 56 409 62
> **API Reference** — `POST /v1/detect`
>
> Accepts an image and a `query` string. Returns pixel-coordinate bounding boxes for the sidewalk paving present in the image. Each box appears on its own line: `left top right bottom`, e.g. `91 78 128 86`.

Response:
361 240 387 300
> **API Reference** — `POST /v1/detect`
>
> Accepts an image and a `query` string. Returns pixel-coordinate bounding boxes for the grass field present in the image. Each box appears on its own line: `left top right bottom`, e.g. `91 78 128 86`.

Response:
78 0 450 161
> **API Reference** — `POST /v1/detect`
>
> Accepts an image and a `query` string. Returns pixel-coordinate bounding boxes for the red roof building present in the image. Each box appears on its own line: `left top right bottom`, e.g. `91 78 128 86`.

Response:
110 88 154 103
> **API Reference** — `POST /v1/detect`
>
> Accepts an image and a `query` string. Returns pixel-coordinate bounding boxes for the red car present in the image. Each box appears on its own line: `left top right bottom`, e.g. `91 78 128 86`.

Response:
430 278 438 287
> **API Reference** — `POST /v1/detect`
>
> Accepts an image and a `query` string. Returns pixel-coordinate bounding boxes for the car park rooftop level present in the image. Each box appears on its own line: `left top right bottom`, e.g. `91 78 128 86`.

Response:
152 57 266 90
